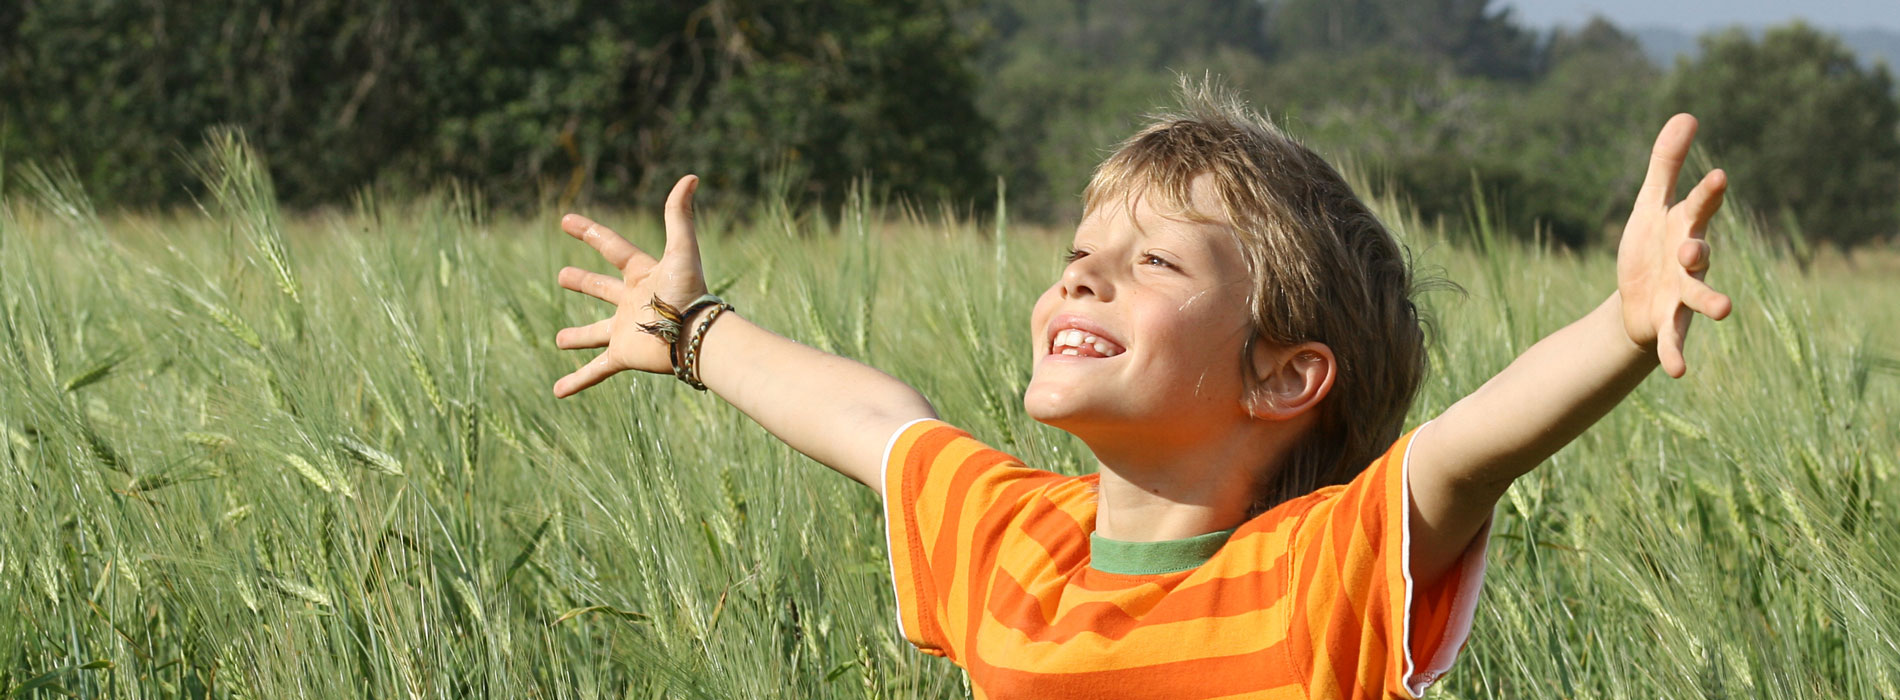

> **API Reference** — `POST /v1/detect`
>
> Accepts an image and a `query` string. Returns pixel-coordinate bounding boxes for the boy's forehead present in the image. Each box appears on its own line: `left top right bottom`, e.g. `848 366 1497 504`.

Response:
1088 171 1228 223
1082 177 1235 245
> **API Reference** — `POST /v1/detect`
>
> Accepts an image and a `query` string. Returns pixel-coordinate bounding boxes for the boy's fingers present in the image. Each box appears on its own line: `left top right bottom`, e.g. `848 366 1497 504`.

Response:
1678 239 1711 273
1682 279 1733 321
1657 312 1688 378
558 266 622 304
553 354 620 398
1678 169 1727 236
556 319 613 349
662 175 703 263
562 214 656 271
1638 114 1698 207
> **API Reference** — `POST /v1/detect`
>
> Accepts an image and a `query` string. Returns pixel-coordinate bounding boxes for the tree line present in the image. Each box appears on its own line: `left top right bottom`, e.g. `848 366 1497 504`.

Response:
0 1 989 217
1 0 1894 250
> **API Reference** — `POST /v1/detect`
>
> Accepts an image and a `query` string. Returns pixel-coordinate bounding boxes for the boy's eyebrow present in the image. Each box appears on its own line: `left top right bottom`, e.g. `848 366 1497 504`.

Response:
1083 195 1226 249
1129 206 1193 241
1141 213 1230 253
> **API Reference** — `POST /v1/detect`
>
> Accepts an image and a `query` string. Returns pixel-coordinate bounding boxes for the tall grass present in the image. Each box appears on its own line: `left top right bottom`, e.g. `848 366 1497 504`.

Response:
1 137 1897 698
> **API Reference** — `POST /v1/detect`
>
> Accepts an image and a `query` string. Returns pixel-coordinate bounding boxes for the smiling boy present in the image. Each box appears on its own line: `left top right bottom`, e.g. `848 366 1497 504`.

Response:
549 83 1730 698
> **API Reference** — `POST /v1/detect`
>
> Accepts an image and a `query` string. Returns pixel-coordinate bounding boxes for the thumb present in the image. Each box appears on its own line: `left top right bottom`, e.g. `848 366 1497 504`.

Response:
662 175 703 264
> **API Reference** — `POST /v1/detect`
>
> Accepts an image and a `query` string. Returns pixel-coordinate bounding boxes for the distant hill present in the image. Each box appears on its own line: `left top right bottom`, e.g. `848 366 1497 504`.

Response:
1632 25 1900 75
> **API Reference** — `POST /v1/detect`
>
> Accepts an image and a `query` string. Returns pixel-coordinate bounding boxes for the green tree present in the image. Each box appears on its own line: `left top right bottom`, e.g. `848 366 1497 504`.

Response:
1492 18 1661 246
1238 17 1660 248
0 0 992 212
973 0 1271 220
664 0 992 212
1665 23 1900 251
1264 0 1539 80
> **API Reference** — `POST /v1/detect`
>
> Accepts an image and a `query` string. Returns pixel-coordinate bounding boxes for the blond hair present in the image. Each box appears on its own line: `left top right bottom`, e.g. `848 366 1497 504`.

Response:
1082 78 1428 510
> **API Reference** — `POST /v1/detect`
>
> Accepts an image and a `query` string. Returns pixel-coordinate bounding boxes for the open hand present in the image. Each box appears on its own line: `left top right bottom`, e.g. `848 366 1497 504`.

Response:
1616 114 1734 378
552 175 708 397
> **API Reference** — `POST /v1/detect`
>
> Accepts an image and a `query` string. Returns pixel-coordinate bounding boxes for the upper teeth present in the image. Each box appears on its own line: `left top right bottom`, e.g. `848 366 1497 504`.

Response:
1053 328 1121 357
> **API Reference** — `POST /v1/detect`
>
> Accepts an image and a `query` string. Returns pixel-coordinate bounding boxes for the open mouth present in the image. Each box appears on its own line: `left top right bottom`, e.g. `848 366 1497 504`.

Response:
1046 316 1126 358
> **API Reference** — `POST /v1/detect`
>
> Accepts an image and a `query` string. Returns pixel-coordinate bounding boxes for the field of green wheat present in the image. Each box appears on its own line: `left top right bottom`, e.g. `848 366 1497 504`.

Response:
3 137 1898 699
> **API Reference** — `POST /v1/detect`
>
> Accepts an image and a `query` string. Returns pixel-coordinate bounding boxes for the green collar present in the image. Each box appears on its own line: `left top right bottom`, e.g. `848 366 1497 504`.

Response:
1089 527 1238 576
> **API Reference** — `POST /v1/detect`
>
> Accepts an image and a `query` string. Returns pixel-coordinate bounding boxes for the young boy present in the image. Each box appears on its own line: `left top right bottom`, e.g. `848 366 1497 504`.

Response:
549 84 1730 698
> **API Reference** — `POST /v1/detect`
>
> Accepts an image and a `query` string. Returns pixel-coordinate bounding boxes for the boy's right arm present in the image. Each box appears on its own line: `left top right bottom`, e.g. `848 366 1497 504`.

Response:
1404 115 1730 585
550 174 936 493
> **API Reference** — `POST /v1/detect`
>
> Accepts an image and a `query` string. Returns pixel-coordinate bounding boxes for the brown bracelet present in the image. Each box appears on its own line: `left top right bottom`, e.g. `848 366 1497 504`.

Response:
676 302 732 391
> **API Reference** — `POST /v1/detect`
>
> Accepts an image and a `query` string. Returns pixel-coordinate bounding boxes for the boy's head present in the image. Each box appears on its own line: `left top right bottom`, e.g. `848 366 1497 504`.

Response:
1024 79 1426 509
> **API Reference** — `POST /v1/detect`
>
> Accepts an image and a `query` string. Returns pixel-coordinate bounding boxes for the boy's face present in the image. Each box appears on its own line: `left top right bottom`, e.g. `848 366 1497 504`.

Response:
1025 175 1259 446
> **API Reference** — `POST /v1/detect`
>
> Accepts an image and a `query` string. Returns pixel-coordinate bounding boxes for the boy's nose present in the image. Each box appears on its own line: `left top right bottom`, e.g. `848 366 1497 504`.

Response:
1060 262 1110 301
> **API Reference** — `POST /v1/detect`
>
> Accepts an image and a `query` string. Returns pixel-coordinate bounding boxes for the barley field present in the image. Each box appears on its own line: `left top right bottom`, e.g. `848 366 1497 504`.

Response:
3 139 1898 699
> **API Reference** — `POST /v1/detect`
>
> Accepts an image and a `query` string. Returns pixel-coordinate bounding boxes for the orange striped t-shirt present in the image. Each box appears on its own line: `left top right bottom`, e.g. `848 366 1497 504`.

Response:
881 420 1489 699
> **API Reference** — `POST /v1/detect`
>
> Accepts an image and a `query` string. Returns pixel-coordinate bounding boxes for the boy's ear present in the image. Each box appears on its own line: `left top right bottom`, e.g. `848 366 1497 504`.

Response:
1245 340 1336 422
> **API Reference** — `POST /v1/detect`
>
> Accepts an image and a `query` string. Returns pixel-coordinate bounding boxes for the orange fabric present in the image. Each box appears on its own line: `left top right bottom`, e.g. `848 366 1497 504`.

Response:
882 420 1486 699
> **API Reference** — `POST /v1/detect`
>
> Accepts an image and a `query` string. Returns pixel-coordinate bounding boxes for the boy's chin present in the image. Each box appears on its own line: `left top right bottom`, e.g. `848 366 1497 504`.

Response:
1023 391 1082 427
1022 389 1121 432
1024 402 1080 428
1023 380 1184 437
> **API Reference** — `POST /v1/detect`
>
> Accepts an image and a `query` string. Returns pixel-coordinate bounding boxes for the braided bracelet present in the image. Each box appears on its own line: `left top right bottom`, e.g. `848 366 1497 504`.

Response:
677 294 726 326
676 302 732 391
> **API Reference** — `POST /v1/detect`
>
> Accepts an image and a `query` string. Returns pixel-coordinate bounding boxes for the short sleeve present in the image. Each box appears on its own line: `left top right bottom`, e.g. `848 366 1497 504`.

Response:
880 419 1064 659
1285 425 1491 698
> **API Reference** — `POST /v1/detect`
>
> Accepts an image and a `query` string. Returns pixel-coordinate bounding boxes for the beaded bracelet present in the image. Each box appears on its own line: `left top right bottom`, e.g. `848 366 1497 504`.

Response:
675 301 732 391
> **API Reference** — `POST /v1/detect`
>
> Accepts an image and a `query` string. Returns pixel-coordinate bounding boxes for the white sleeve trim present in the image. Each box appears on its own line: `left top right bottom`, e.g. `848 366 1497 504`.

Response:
880 417 936 645
1399 421 1493 697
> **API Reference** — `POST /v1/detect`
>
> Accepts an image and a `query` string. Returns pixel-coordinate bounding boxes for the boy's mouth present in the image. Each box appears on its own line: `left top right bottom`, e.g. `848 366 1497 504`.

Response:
1046 315 1125 358
1052 329 1123 357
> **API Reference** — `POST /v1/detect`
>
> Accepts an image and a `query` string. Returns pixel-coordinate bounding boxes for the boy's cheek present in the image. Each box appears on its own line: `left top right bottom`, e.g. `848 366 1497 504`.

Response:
1027 287 1061 350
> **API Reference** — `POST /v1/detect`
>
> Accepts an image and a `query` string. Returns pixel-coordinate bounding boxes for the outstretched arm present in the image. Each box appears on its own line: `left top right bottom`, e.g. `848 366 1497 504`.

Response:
1405 115 1733 584
551 175 936 492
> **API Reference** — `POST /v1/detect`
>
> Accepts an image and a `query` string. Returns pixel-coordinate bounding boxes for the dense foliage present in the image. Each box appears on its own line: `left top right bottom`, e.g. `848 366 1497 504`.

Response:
1665 23 1900 254
0 0 990 212
2 0 1897 249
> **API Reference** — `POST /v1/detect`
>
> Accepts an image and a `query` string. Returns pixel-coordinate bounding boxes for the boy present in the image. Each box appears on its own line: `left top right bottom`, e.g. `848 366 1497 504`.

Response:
549 84 1730 698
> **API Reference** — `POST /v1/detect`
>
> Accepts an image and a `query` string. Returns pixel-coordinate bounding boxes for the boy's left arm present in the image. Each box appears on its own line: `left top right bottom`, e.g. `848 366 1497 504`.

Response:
1405 114 1734 585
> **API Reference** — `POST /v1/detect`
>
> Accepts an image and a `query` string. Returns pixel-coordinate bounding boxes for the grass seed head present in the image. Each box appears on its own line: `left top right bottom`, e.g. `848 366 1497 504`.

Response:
336 435 403 476
260 572 332 608
186 431 236 449
284 454 333 492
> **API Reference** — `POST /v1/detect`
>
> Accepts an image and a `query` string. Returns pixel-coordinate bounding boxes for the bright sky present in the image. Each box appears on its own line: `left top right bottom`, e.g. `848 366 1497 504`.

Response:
1500 0 1900 32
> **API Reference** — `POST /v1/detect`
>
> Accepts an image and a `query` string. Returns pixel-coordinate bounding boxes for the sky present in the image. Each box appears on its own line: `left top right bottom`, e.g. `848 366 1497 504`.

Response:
1500 0 1900 33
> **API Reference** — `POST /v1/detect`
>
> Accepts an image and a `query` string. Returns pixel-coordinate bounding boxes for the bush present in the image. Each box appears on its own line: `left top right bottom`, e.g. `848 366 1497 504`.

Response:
1665 23 1900 251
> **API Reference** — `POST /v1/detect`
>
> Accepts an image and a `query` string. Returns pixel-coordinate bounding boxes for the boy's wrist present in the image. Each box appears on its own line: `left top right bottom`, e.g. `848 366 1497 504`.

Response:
673 297 735 390
1598 292 1660 372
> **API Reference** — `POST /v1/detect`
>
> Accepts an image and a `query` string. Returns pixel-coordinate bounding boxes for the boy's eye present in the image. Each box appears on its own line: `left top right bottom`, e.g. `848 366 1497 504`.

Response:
1141 253 1176 270
1064 247 1087 263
